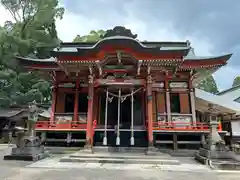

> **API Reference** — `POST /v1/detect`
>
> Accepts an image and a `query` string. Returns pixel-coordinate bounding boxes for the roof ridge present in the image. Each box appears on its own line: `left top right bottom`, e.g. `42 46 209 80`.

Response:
217 84 240 95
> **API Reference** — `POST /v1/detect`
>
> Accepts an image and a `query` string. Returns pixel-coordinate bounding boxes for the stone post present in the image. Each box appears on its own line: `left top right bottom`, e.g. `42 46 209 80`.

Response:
208 118 222 150
206 104 223 150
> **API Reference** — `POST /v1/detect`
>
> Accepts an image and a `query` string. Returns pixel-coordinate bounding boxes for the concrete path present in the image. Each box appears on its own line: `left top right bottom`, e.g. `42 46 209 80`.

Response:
27 156 210 172
3 167 240 180
0 145 240 180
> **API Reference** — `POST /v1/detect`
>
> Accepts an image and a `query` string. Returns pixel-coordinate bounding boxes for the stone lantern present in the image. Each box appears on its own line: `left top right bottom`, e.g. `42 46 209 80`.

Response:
4 101 49 161
195 103 240 170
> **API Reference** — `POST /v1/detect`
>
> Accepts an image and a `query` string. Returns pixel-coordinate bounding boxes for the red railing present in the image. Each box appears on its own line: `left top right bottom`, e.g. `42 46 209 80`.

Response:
36 121 87 130
36 120 223 132
150 121 222 131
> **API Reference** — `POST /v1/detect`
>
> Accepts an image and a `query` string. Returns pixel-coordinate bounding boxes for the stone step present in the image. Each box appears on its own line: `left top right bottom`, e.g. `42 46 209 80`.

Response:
60 148 180 165
44 147 81 154
4 152 49 161
60 156 180 165
195 152 240 171
164 150 197 157
93 146 147 153
68 153 172 160
211 160 240 170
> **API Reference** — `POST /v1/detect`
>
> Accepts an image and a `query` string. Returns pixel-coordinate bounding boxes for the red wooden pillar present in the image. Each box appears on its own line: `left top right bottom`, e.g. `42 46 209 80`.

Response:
147 75 154 146
93 90 98 124
85 75 94 148
73 80 80 122
165 78 171 122
141 89 146 127
50 85 57 124
189 77 197 124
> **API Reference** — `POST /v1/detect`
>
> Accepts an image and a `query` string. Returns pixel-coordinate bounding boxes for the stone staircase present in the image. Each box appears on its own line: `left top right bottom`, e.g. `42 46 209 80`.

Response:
93 146 147 153
60 146 180 165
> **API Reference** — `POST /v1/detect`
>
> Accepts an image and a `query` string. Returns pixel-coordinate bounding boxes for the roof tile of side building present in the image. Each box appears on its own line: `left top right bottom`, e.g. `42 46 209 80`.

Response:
195 88 240 113
217 84 240 102
234 96 240 103
217 84 240 95
0 109 24 118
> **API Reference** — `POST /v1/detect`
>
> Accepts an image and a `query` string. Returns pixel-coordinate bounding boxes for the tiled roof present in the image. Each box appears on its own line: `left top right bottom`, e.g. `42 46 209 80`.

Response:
184 48 232 61
0 109 23 118
216 85 240 103
195 88 240 113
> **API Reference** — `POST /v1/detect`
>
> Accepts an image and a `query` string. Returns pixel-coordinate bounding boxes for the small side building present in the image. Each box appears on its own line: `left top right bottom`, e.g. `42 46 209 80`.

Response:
217 85 240 144
0 109 28 142
0 107 50 143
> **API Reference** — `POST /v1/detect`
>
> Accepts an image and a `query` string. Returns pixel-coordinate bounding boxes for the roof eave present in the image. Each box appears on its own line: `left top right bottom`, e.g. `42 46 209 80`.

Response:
184 53 232 61
16 56 59 70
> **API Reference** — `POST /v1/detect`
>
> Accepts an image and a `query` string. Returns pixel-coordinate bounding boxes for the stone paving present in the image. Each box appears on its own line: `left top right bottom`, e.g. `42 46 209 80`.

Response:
0 145 240 180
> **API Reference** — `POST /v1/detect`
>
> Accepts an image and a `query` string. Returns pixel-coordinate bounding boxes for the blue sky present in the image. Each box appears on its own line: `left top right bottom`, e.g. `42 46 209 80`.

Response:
1 0 240 91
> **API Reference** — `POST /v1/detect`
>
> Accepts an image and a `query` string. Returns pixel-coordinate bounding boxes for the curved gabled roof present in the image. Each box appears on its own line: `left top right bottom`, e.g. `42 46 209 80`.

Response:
15 26 232 75
51 36 190 58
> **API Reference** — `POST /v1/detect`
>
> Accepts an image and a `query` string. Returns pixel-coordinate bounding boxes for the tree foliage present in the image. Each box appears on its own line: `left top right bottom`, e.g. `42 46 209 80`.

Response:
0 0 64 108
232 76 240 87
73 30 106 42
196 75 219 94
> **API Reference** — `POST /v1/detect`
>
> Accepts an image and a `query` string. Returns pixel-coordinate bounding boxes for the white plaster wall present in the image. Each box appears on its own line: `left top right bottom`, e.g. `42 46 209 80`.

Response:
231 120 240 136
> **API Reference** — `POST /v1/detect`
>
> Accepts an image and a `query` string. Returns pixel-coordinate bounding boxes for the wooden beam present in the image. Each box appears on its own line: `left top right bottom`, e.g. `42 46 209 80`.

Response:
137 60 142 76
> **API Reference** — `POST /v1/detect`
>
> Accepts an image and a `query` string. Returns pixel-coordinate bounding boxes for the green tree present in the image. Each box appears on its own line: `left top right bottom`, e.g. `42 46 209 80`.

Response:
73 30 106 42
196 75 219 94
0 0 64 107
232 76 240 87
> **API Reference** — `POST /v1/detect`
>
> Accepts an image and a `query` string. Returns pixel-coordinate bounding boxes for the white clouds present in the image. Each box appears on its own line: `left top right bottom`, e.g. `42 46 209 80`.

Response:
0 5 13 25
213 66 240 91
55 10 94 41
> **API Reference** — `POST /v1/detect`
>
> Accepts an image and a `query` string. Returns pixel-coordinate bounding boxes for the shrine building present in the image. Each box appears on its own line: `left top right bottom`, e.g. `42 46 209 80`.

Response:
17 26 238 150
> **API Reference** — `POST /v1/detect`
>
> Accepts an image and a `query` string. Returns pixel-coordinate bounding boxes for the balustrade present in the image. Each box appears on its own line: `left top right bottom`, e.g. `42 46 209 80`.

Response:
152 121 209 131
35 113 222 132
152 118 222 131
35 112 87 130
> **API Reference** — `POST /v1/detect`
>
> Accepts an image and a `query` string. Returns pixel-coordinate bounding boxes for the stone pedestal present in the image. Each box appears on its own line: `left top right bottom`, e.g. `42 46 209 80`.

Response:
145 141 159 155
82 139 93 154
145 146 157 155
4 133 49 161
195 120 240 170
81 147 93 154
